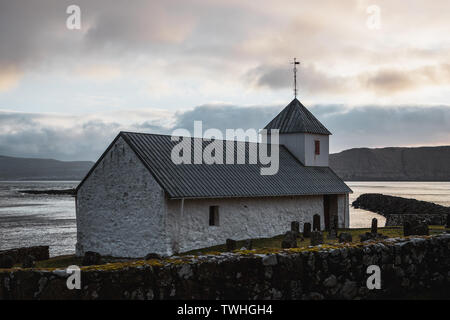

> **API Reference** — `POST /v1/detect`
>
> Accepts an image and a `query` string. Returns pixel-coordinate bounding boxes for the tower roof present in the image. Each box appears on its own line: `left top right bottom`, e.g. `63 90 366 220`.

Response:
264 98 331 135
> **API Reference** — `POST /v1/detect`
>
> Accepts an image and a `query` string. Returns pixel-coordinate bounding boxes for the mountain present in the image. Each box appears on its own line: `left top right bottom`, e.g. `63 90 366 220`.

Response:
330 146 450 181
2 145 450 181
0 155 94 181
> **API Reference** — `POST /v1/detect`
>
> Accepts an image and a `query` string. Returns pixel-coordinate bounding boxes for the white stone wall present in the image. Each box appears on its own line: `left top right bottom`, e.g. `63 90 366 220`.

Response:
277 133 329 167
76 137 350 258
76 137 172 258
166 195 330 253
337 193 350 228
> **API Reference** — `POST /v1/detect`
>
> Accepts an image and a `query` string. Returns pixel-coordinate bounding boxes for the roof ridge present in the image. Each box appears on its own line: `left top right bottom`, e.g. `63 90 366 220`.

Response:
120 131 284 146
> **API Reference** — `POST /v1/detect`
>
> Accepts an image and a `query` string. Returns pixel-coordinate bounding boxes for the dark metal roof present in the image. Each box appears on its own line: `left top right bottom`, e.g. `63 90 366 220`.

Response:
91 131 351 199
264 98 331 135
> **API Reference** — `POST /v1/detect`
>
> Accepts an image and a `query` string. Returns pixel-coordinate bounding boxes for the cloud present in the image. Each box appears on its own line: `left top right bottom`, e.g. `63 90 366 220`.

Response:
247 63 450 96
0 65 22 92
246 63 353 95
1 102 449 160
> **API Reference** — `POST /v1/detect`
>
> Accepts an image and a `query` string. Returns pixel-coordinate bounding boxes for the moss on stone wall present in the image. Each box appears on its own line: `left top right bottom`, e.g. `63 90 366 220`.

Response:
0 234 449 300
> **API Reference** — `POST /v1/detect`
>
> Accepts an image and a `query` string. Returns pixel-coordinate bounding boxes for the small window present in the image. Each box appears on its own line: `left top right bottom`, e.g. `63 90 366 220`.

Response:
314 140 320 155
209 206 219 226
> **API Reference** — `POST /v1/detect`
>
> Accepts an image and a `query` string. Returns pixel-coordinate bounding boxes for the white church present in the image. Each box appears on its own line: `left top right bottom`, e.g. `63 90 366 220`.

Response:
75 98 352 257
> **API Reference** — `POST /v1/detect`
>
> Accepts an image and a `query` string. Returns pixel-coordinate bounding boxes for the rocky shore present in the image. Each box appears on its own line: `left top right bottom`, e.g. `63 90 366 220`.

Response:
19 189 76 196
352 193 449 226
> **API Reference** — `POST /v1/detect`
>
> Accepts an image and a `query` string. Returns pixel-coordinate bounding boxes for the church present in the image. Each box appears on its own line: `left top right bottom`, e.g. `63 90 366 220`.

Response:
75 98 352 257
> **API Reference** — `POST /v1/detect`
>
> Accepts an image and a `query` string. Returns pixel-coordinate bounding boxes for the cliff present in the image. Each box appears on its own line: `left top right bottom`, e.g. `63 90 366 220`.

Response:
329 146 450 181
0 155 93 181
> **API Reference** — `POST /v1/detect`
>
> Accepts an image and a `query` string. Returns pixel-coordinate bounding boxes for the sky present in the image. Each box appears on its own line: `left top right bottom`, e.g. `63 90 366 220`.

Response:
0 0 449 161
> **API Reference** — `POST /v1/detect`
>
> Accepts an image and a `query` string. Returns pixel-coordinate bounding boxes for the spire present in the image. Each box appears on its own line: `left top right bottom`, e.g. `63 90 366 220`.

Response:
264 99 331 135
291 58 300 98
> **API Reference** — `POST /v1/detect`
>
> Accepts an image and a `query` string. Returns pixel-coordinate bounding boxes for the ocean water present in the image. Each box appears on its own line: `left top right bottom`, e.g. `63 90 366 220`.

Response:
0 181 77 257
1 181 449 257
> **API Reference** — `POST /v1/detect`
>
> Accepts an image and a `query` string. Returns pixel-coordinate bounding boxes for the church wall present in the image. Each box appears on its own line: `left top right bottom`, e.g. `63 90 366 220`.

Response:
166 195 343 253
304 133 329 167
76 137 171 258
277 133 329 167
337 193 350 228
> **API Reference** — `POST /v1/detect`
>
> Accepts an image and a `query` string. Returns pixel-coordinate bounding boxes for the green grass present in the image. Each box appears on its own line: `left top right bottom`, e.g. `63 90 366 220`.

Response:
182 225 447 256
10 225 448 269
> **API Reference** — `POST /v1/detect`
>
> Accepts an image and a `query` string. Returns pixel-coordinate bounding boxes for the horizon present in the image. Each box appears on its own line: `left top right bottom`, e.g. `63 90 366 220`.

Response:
2 143 450 163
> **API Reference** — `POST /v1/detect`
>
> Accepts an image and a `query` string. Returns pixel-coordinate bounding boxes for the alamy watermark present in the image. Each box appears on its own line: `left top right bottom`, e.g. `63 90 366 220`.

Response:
366 5 381 30
66 5 81 30
366 265 381 289
170 121 280 176
66 265 81 290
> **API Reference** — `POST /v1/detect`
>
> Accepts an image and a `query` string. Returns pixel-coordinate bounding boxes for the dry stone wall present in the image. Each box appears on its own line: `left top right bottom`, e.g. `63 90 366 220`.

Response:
0 235 449 300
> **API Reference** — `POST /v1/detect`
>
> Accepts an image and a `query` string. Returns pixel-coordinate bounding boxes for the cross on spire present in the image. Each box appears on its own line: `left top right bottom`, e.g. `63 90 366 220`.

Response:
291 58 300 98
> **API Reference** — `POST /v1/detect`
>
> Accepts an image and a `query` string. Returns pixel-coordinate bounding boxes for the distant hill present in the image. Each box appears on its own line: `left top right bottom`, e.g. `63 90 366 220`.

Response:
0 155 94 181
330 146 450 181
2 145 450 181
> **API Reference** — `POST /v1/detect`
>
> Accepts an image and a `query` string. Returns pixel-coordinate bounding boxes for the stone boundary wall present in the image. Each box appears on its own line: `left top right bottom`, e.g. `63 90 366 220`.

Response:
0 246 49 264
352 193 449 226
0 235 449 300
386 214 446 226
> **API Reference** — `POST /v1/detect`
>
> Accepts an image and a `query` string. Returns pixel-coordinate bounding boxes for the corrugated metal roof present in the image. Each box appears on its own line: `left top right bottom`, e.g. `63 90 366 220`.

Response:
111 132 351 199
264 98 331 135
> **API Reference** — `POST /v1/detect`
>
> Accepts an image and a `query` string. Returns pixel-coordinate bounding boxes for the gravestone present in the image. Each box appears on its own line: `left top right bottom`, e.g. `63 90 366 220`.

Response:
303 223 312 238
310 231 323 246
145 253 162 260
244 239 253 250
281 231 298 248
0 255 14 268
82 251 102 266
403 221 411 236
404 218 429 236
313 214 321 231
226 239 237 251
22 255 36 268
327 215 338 239
338 232 352 243
291 221 300 236
371 218 378 234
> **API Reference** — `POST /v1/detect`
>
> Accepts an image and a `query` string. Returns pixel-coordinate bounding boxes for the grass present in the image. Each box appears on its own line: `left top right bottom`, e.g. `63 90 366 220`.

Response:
182 225 447 256
7 225 449 270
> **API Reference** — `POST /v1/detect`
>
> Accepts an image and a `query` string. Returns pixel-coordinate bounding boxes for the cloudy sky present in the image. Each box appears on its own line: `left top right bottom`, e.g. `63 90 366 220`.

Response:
1 0 449 160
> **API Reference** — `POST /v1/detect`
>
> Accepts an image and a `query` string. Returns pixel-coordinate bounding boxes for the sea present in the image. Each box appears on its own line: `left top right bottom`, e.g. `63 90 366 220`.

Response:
1 181 449 257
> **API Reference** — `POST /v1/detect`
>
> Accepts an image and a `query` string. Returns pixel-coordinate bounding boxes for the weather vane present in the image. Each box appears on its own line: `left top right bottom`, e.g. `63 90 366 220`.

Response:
291 58 300 98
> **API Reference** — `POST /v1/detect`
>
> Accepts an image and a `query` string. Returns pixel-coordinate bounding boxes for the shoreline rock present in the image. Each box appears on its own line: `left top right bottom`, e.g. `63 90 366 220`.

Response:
352 193 449 226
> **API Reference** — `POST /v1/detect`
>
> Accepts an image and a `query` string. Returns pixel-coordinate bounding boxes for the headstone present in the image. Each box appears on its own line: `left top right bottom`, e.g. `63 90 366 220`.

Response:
310 231 323 246
145 253 162 260
22 255 36 268
244 239 253 250
338 232 352 243
403 221 411 236
327 215 338 239
359 232 372 242
82 251 102 266
291 221 300 236
313 214 321 231
303 223 312 238
281 231 298 248
0 255 14 268
371 218 378 234
410 219 429 236
446 213 450 229
226 239 237 251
